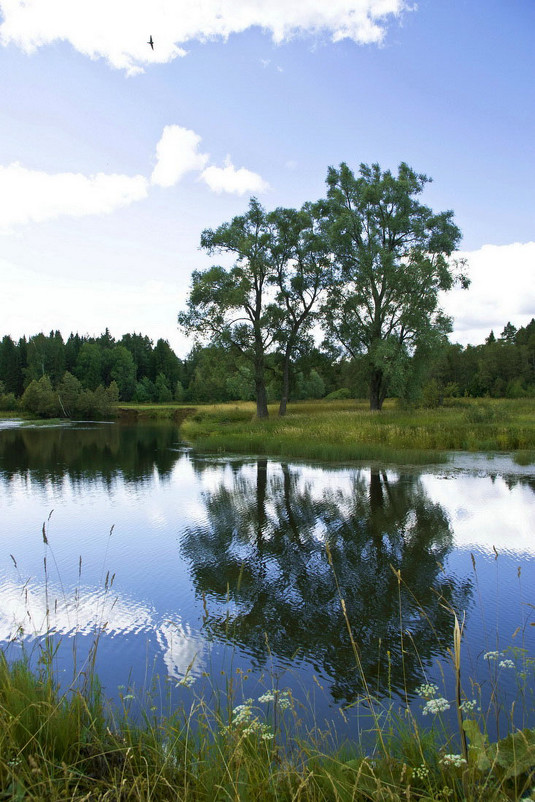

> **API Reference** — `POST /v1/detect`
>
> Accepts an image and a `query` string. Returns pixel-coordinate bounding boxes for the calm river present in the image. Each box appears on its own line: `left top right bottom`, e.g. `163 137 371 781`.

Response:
0 420 534 739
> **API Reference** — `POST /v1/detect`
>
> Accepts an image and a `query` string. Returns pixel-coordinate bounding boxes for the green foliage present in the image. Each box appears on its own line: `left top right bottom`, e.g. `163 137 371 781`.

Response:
174 379 185 402
0 379 18 410
21 375 59 417
325 387 352 400
155 371 172 402
320 161 467 409
295 368 326 399
21 372 117 419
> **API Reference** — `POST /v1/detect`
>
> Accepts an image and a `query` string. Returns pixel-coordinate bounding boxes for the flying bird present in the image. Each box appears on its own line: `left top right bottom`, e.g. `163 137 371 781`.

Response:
147 35 154 50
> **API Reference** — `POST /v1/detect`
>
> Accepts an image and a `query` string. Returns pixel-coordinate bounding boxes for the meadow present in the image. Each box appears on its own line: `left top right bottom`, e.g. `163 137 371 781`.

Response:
172 397 535 465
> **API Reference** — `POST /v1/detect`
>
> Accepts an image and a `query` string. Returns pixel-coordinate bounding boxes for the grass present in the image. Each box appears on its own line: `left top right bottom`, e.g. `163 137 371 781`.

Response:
2 599 535 800
178 397 535 465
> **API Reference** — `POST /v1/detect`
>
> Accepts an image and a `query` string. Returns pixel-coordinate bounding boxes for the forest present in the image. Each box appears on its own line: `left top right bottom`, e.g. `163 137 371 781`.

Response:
0 318 533 418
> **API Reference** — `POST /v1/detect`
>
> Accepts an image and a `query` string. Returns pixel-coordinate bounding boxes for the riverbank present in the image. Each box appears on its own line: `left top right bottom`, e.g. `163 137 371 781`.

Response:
177 398 535 464
3 398 534 465
1 649 533 802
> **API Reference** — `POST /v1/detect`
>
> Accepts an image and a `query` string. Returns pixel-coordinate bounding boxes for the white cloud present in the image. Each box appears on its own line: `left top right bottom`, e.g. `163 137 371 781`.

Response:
0 163 148 231
201 157 270 195
0 124 268 229
443 242 535 345
151 125 209 188
0 0 408 74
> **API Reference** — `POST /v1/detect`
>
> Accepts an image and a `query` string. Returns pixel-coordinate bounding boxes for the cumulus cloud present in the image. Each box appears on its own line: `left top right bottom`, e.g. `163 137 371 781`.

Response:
442 242 535 345
201 157 270 195
0 124 268 230
151 125 209 188
0 0 408 74
0 163 148 232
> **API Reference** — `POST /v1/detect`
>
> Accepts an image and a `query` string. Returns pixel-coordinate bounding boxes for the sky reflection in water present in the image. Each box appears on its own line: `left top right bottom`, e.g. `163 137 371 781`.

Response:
0 421 534 736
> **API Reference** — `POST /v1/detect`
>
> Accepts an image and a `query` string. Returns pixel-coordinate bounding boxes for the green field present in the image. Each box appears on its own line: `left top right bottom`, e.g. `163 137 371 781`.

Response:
176 397 535 465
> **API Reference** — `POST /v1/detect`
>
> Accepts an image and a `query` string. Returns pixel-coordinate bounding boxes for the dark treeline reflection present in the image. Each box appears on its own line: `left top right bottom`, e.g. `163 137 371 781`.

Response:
181 459 473 703
0 423 180 487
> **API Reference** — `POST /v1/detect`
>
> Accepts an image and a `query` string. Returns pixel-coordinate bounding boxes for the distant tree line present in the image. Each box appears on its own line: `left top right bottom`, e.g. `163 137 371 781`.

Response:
425 319 535 403
0 318 533 417
0 329 183 417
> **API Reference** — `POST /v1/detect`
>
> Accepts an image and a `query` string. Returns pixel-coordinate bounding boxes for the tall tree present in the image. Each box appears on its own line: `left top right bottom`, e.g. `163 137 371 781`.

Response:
0 335 23 395
269 203 330 415
320 162 468 410
178 198 278 418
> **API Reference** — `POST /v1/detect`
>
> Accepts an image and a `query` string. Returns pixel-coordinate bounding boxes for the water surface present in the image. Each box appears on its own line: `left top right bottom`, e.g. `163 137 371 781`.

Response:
0 421 534 738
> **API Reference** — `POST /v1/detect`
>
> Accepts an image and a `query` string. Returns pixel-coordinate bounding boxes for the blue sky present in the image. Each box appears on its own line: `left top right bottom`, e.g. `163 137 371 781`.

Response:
0 0 533 355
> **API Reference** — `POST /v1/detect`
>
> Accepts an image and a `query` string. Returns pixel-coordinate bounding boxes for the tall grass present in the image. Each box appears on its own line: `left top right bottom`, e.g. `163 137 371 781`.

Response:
2 527 535 800
179 398 535 464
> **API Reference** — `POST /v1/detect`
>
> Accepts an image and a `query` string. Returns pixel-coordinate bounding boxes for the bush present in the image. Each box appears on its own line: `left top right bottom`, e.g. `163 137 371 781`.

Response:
21 376 60 417
325 388 352 401
0 391 17 411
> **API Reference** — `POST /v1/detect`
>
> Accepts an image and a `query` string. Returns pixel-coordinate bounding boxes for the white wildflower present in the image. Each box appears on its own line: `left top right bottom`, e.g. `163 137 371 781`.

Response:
498 659 515 669
459 699 477 713
416 682 439 699
484 651 503 661
440 754 467 768
232 700 254 725
414 763 429 779
258 689 292 709
422 697 450 716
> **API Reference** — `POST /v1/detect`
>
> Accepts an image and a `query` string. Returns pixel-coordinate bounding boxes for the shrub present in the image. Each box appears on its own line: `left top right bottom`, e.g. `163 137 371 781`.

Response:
325 388 352 401
21 376 60 417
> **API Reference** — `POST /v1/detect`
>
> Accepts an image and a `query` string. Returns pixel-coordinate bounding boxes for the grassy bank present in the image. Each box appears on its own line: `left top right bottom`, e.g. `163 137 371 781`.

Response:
178 398 535 465
2 646 535 801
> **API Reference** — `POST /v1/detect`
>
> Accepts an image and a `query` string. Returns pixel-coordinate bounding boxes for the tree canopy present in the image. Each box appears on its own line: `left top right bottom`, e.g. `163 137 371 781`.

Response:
320 162 469 409
178 162 469 412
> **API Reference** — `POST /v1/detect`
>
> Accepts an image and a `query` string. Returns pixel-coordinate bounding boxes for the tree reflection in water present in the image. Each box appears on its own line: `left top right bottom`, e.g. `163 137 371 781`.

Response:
181 459 473 703
0 423 178 488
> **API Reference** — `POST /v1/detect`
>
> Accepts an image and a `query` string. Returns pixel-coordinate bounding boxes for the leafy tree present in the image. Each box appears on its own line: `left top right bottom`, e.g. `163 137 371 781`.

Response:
152 338 182 388
75 343 103 390
320 162 468 410
174 380 185 403
25 331 65 386
57 371 83 416
155 372 172 402
268 204 329 415
500 321 517 344
109 345 136 400
120 333 153 381
133 377 157 403
20 375 59 417
178 198 278 418
64 333 83 374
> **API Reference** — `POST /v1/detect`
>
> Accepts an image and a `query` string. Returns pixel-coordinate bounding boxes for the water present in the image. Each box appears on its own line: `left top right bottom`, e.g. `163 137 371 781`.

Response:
0 420 534 740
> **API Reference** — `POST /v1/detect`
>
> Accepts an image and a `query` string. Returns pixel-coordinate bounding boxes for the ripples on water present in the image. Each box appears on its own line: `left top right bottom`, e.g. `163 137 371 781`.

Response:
0 421 534 738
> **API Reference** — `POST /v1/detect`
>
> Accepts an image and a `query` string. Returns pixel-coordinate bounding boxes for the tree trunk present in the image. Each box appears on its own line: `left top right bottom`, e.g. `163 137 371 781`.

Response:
255 378 269 418
369 368 386 411
254 328 269 418
278 343 292 417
